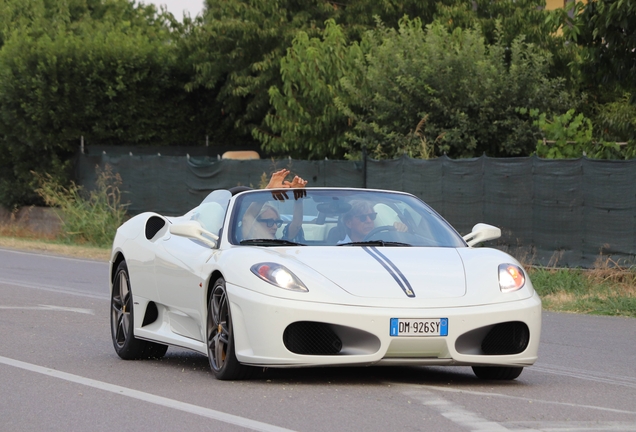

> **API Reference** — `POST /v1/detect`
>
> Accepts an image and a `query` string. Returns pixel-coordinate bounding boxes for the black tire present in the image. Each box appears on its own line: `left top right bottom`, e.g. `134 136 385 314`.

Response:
207 278 254 380
110 261 168 360
472 366 523 380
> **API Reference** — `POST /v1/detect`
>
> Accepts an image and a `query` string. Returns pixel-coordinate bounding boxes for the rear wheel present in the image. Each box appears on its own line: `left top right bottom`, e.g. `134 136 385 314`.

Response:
110 261 168 360
472 366 523 380
207 278 254 380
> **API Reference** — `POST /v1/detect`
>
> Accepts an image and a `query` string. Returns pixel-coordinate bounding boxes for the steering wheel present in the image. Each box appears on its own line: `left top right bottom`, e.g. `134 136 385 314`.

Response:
363 225 396 241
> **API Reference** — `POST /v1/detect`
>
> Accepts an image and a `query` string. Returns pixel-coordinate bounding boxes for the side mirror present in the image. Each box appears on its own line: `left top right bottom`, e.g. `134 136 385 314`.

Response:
169 220 218 248
462 223 501 247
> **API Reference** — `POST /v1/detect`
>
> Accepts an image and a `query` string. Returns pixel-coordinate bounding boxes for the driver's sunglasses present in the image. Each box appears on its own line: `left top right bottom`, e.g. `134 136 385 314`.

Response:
356 212 377 222
257 218 284 228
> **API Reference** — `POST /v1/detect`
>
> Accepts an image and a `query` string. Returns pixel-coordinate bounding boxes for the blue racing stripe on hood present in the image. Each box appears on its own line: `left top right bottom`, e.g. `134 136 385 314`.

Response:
363 246 416 298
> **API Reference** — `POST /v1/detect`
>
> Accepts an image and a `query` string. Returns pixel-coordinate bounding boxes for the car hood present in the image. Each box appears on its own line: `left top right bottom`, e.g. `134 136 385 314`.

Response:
286 247 466 299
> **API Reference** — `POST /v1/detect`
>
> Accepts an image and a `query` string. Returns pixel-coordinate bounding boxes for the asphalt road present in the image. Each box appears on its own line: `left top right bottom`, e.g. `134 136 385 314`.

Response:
1 248 635 432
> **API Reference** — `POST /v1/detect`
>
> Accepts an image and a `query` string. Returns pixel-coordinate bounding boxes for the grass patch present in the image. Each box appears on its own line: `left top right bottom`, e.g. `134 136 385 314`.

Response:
34 164 127 247
0 235 110 261
528 258 636 318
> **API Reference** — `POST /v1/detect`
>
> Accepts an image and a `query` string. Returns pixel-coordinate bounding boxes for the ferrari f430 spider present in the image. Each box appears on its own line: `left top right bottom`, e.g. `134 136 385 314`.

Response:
109 188 541 380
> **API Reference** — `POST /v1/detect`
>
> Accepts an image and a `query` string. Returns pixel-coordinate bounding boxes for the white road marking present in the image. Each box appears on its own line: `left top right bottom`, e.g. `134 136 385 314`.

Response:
0 355 296 432
532 364 636 389
0 278 108 300
0 305 94 315
402 385 636 432
403 383 636 415
403 388 512 431
500 420 636 431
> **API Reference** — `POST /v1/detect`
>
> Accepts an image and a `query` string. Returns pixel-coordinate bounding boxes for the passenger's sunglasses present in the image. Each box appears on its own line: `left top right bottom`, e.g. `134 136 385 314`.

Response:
257 218 284 228
355 212 377 222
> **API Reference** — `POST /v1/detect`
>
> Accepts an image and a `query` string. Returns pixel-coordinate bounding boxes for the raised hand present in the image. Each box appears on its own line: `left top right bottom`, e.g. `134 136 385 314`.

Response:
289 175 307 189
266 170 307 200
266 169 291 189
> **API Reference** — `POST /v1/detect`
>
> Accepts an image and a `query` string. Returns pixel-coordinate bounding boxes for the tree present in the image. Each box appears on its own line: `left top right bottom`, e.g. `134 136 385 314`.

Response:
577 0 636 100
560 0 636 150
186 0 337 144
188 0 475 147
261 17 575 159
531 108 635 159
255 20 362 159
416 0 583 91
0 0 203 206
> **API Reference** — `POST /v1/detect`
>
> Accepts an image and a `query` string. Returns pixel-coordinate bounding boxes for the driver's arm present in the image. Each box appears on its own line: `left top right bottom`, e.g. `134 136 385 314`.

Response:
283 175 307 240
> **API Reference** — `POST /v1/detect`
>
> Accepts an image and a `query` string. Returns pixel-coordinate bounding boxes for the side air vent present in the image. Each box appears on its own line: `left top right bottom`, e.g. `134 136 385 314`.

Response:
142 302 159 326
145 216 166 240
481 321 530 355
283 322 343 355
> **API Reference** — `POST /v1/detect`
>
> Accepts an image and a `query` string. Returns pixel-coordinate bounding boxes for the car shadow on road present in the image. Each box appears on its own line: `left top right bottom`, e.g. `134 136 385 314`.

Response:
151 348 527 388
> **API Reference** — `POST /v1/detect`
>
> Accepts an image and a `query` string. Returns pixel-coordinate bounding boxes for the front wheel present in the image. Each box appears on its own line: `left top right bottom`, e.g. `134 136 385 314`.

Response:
207 278 254 380
110 261 167 360
472 366 523 380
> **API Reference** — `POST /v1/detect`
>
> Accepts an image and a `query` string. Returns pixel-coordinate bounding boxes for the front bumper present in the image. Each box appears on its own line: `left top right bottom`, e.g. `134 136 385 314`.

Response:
227 283 542 368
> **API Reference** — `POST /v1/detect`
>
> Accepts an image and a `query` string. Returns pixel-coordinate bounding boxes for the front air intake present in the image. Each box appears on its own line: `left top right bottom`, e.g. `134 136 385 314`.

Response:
283 322 342 355
481 321 530 355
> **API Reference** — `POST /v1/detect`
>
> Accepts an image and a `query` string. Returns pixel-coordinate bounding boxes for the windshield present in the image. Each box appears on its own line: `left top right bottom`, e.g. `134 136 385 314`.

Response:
229 189 465 247
189 190 232 240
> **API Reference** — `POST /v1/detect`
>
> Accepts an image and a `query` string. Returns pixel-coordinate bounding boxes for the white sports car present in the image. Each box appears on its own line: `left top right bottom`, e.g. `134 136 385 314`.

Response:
109 187 541 380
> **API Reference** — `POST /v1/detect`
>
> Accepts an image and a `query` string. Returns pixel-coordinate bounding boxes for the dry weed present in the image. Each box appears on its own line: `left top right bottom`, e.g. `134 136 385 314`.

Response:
0 212 56 241
586 252 636 302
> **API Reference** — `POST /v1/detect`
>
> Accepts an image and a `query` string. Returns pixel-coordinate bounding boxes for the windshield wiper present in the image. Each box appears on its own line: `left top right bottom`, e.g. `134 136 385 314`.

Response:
337 241 411 247
240 239 305 246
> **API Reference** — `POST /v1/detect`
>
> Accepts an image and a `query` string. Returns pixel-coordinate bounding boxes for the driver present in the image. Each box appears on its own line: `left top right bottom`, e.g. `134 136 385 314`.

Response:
340 200 407 243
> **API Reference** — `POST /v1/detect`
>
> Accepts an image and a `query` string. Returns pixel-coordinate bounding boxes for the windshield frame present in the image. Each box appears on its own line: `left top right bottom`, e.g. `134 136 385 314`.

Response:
227 188 466 248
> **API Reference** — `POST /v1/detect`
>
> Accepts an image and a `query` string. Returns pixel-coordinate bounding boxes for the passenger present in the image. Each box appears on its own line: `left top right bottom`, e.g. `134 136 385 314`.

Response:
241 169 307 241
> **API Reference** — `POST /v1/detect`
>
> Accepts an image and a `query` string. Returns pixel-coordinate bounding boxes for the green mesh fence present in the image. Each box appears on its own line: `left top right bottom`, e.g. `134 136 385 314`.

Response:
77 148 636 268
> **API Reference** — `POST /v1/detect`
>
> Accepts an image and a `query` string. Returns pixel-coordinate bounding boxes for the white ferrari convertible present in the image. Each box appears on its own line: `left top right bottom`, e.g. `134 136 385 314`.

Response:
109 187 541 380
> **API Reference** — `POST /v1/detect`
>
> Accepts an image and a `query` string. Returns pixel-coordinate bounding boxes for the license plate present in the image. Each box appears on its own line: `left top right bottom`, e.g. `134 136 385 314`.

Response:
390 318 448 337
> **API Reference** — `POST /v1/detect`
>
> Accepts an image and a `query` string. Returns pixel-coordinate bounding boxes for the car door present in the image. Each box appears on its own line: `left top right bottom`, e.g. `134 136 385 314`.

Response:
154 235 213 342
153 190 230 342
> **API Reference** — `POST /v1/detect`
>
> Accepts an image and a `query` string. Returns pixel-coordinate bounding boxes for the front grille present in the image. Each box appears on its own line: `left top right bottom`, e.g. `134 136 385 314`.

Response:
283 322 342 355
481 322 530 355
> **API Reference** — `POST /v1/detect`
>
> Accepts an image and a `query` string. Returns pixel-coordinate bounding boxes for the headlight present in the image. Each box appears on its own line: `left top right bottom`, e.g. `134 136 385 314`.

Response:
250 263 308 292
498 264 525 293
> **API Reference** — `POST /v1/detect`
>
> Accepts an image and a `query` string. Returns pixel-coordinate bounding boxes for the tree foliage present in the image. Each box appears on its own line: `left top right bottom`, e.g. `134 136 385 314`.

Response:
186 0 338 141
189 0 477 144
255 20 362 159
532 109 594 159
555 0 636 153
0 0 216 206
577 0 636 98
261 18 575 159
437 0 582 86
0 0 634 208
531 107 636 160
348 19 577 159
